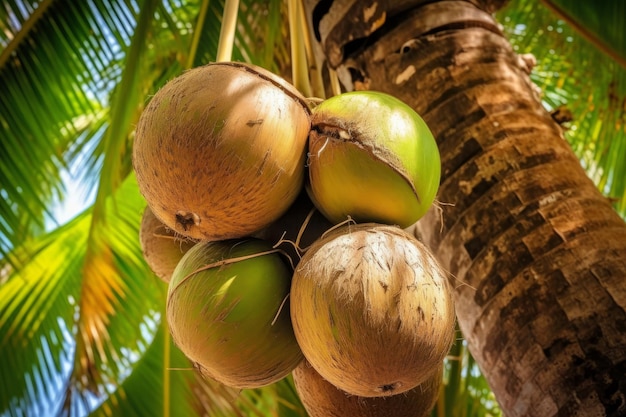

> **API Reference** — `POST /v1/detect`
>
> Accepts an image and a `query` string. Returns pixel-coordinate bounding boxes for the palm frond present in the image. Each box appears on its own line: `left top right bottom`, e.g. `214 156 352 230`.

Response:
91 0 160 218
0 174 163 417
0 0 103 264
0 212 87 416
61 175 164 412
88 323 200 417
541 0 626 68
498 0 626 217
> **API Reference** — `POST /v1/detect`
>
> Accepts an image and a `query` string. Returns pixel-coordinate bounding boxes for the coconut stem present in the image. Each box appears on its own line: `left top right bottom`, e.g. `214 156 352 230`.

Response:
174 248 288 290
294 207 316 251
271 293 290 326
320 216 357 241
272 232 298 269
216 0 240 62
288 0 312 97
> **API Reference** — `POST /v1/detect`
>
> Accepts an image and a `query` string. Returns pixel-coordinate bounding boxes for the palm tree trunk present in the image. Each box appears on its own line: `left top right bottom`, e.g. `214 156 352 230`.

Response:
304 1 626 416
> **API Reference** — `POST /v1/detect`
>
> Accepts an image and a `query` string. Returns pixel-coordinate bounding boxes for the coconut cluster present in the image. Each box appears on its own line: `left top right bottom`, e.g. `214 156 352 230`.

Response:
133 61 454 415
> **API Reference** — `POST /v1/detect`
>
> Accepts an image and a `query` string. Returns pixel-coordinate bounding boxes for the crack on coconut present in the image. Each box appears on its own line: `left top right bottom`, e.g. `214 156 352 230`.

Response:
175 211 200 232
310 118 421 204
173 247 287 291
246 119 264 127
311 123 352 142
379 382 401 394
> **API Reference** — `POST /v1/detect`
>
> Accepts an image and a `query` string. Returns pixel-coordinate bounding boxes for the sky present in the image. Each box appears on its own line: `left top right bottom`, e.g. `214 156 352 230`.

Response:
47 169 96 231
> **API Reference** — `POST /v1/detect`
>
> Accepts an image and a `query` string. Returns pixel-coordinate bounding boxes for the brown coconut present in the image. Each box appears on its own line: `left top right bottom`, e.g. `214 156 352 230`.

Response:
139 206 196 282
133 62 311 241
293 359 442 417
290 223 455 397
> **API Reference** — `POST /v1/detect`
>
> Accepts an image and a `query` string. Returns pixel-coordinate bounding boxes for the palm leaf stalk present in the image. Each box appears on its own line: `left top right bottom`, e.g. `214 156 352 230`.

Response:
287 0 312 97
298 0 325 100
216 0 240 62
186 0 211 69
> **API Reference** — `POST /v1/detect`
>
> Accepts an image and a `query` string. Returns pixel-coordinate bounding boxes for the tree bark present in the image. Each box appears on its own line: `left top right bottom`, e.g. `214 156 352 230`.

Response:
304 1 626 416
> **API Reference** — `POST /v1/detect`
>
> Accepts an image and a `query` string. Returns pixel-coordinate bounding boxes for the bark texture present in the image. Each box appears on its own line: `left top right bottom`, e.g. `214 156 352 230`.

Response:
304 1 626 416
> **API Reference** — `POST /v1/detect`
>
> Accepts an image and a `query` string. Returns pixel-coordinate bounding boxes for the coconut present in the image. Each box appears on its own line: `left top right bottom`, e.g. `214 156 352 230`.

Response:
133 62 311 241
139 206 196 282
307 91 440 228
290 223 455 397
293 359 442 417
166 238 303 388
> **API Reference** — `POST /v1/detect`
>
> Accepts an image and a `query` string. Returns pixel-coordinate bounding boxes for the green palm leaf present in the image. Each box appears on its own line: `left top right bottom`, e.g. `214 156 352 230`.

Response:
0 0 101 265
88 324 199 417
92 0 160 216
542 0 626 68
1 214 85 415
0 175 162 416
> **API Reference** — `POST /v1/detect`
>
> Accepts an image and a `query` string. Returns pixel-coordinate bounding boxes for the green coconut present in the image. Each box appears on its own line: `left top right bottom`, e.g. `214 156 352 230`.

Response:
293 359 442 417
133 62 311 241
167 238 303 388
307 91 440 228
290 223 455 397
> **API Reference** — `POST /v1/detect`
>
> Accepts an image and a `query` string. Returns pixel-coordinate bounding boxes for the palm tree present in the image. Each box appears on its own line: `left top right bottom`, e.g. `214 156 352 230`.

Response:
0 0 624 416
